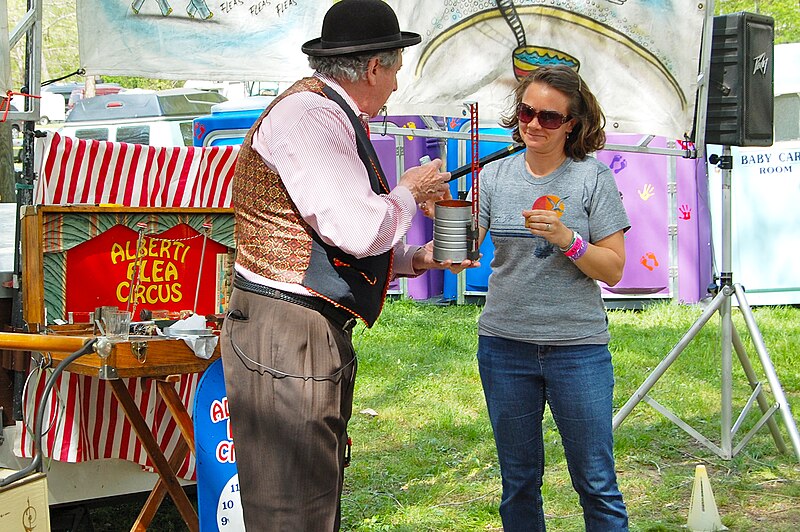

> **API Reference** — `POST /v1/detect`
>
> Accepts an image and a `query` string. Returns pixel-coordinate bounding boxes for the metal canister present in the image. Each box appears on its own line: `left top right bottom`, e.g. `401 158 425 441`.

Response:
433 199 480 262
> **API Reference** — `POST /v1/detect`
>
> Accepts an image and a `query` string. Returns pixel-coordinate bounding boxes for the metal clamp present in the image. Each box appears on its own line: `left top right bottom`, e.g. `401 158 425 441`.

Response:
130 340 148 364
94 337 120 380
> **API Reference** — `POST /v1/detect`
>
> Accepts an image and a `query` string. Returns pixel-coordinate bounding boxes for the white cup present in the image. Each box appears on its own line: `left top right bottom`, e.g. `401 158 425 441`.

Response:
103 310 132 343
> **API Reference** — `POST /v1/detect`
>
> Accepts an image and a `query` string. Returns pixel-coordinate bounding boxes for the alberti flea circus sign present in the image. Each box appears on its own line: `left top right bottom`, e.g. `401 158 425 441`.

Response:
65 223 227 317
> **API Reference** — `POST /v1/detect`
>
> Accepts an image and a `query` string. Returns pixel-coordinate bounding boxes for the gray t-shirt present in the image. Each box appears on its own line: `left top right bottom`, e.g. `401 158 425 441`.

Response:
477 153 630 344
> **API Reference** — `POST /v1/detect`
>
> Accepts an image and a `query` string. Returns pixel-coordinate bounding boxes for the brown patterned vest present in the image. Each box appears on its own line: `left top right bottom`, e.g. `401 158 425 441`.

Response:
232 77 393 326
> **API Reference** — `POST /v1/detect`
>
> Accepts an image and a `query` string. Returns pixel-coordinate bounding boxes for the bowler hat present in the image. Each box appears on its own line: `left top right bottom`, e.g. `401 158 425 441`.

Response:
302 0 421 57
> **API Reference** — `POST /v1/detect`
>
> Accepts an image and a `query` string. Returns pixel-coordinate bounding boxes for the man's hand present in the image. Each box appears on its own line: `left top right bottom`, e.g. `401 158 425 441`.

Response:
399 158 451 204
412 241 480 274
417 187 453 219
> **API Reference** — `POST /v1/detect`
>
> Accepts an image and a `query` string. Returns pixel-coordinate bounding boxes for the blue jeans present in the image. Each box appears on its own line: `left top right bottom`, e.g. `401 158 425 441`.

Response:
477 335 628 532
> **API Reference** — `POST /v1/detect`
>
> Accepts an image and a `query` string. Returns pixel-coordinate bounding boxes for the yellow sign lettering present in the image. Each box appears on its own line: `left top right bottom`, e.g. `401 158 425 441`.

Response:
110 243 126 265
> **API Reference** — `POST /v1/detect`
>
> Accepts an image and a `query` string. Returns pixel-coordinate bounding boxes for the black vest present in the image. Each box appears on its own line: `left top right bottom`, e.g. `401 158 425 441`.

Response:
303 85 392 326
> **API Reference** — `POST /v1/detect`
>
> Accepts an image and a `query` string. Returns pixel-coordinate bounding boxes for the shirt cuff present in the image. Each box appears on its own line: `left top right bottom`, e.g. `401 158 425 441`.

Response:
391 185 417 213
392 243 423 278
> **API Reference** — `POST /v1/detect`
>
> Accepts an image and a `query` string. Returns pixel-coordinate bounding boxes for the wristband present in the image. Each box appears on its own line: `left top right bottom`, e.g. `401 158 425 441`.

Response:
559 231 577 253
564 232 584 257
569 238 589 261
563 232 588 261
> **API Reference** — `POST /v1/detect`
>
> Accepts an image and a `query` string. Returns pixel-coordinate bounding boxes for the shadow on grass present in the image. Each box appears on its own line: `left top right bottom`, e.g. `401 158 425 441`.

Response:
50 485 197 532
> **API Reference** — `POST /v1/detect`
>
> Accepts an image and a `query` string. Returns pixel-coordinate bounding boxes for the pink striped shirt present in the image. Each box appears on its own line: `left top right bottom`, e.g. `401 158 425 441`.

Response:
237 73 420 293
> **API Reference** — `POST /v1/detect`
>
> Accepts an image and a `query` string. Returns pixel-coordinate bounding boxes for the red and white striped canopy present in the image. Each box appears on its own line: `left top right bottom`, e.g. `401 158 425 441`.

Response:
35 132 239 208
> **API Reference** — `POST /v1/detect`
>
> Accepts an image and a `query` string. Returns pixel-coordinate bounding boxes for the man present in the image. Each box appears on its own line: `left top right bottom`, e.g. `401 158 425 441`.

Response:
220 1 477 529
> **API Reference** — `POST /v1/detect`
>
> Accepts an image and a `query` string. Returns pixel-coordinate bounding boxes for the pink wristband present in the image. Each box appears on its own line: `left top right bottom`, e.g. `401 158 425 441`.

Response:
568 238 589 261
564 232 584 256
563 232 588 261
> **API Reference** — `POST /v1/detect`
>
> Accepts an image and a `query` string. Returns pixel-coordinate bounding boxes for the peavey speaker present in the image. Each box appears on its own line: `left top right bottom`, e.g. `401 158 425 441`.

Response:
705 12 774 147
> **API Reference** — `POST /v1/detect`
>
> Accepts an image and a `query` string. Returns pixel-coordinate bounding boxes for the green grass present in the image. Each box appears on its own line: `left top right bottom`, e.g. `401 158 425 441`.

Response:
340 299 800 531
77 299 800 530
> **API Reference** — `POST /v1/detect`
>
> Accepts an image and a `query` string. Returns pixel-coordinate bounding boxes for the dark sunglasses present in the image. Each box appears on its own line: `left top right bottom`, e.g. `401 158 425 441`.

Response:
516 103 571 129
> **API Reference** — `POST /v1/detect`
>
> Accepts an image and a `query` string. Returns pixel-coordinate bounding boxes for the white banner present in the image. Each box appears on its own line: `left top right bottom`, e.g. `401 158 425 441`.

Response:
1 5 11 96
390 0 706 139
77 0 330 81
77 1 706 138
707 141 800 305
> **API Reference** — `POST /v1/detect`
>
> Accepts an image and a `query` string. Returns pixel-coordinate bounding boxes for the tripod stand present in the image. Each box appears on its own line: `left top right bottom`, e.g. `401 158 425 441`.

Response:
613 146 800 461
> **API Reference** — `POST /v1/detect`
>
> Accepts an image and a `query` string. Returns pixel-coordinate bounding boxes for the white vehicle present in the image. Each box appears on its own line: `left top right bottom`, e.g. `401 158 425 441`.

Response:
58 88 226 146
10 90 65 125
183 79 285 102
37 90 67 124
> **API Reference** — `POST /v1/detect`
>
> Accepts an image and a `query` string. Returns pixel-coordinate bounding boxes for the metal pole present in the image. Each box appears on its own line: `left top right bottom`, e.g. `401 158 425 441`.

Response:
666 142 679 300
9 0 43 422
734 284 800 461
731 326 788 454
396 134 408 297
613 288 726 430
719 145 733 458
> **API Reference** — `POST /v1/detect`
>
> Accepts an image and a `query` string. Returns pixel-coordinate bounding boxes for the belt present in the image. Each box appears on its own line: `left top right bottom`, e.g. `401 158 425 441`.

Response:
233 274 358 332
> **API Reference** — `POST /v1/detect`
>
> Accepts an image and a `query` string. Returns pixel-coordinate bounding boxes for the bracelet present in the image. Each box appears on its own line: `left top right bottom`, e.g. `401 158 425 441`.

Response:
563 232 588 261
564 232 583 256
559 231 577 252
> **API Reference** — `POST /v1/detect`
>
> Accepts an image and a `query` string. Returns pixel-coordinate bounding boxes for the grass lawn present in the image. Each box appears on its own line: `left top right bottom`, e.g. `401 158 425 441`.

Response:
73 299 800 531
340 299 800 531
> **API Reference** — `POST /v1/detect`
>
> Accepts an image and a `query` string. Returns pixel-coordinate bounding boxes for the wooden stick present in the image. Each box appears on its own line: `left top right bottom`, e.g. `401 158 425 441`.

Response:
0 332 92 353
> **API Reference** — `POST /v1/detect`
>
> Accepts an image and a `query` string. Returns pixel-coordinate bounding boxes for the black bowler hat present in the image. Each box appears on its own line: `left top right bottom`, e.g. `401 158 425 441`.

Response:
302 0 421 57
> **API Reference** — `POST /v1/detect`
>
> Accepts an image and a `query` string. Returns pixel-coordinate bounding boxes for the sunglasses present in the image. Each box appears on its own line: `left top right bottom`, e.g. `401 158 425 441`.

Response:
516 103 571 129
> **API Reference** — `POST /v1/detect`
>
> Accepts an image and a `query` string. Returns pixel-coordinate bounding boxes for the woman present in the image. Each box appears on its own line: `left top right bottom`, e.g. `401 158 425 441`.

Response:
476 65 630 531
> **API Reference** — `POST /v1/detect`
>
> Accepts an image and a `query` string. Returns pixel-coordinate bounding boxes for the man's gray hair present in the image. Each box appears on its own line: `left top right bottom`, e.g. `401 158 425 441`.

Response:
309 49 401 83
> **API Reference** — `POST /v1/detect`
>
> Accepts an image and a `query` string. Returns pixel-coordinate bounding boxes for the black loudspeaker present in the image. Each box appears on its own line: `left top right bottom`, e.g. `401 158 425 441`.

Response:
705 12 774 147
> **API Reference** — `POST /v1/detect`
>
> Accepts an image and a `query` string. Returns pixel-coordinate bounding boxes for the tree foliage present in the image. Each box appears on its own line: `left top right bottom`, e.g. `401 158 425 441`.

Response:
717 0 800 42
8 0 79 88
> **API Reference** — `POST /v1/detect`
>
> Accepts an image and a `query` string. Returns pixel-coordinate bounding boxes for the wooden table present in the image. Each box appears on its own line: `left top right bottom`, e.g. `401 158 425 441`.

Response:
0 331 219 532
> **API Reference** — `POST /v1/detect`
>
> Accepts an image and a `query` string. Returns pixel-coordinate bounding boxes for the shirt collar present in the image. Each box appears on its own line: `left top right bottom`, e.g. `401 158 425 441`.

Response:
314 72 371 125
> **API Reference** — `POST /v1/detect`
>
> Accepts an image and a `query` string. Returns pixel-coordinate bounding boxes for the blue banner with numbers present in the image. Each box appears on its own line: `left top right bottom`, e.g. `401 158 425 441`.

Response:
194 359 244 531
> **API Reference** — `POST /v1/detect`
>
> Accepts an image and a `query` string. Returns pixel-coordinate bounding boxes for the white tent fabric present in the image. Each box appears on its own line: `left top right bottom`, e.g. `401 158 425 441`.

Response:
1 6 12 96
77 0 706 139
391 1 705 139
77 0 326 82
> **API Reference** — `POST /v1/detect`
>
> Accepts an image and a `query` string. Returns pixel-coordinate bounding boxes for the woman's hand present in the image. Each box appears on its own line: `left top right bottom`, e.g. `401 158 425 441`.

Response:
523 209 626 285
522 209 573 249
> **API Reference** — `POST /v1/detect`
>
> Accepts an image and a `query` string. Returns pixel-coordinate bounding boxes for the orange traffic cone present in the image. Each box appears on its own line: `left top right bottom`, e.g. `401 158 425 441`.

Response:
687 465 727 531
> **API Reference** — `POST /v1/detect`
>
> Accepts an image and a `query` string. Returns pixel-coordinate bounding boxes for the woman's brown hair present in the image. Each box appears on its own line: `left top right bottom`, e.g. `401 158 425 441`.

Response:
500 65 606 160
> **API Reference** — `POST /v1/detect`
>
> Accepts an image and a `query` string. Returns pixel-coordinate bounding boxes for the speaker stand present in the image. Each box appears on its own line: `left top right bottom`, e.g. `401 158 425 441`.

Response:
613 146 800 461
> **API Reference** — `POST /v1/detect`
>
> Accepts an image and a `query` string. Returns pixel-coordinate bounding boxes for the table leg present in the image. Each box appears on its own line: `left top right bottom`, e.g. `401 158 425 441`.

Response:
156 376 196 455
108 379 199 531
132 434 191 530
131 377 198 529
